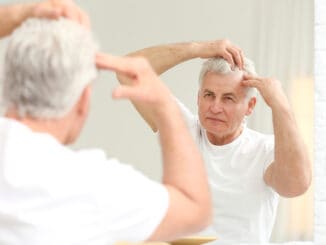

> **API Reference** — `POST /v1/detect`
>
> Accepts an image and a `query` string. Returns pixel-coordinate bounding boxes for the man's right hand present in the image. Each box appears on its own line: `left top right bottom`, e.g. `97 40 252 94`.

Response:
29 0 90 28
96 53 176 123
192 39 244 70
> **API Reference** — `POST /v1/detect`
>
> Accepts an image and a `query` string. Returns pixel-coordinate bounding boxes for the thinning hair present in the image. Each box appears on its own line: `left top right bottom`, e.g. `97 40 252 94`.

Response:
198 57 258 100
2 18 98 119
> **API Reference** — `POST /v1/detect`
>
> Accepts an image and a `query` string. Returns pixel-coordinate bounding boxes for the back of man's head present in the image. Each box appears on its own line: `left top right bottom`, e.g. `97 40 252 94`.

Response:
199 57 258 100
2 18 98 119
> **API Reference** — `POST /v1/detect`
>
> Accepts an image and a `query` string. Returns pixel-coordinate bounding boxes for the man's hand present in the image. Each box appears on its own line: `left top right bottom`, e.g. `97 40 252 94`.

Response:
96 53 175 119
0 0 90 38
193 39 244 70
242 74 290 109
31 0 90 28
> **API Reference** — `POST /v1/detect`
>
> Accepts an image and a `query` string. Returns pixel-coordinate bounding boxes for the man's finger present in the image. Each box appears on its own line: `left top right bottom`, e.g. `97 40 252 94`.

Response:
112 85 144 101
243 74 257 80
33 6 61 19
49 0 90 28
62 6 79 22
222 52 235 70
239 49 245 70
227 47 242 70
95 53 110 69
77 9 91 29
96 54 139 79
241 79 260 88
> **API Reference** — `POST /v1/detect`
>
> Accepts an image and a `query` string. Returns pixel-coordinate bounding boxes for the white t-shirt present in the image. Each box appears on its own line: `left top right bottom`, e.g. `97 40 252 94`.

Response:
177 101 279 243
0 117 169 245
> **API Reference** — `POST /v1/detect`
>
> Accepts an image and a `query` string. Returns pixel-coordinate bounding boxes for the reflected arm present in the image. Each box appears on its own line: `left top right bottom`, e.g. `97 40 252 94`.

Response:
264 100 312 197
116 42 200 132
113 40 244 132
242 75 312 197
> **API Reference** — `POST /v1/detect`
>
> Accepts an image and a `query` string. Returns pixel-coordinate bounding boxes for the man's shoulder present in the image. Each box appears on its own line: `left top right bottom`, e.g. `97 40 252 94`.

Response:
245 127 274 142
241 127 274 154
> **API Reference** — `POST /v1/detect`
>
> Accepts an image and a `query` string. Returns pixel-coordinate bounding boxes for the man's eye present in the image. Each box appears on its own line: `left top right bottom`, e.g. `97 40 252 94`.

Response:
204 93 212 97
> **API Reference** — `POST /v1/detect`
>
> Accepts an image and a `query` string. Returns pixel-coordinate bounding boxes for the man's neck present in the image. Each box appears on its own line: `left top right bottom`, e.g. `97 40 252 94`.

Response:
5 111 70 144
206 126 244 145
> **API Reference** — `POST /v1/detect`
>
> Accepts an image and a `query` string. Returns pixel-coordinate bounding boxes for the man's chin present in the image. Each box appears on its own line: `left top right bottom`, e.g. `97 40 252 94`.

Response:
205 125 227 135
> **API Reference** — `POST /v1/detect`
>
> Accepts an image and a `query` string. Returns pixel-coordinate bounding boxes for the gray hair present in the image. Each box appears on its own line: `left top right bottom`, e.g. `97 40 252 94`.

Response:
2 18 98 119
198 57 258 100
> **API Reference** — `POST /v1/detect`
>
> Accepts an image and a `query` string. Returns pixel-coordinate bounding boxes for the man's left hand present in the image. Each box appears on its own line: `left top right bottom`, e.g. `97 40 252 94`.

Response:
31 0 90 28
242 74 290 109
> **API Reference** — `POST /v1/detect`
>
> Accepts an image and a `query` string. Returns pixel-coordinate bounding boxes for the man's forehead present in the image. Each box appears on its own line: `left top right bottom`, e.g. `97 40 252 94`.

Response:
201 71 246 91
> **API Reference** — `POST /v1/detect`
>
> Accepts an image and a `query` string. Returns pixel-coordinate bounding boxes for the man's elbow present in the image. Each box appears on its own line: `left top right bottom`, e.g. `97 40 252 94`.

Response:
292 161 313 196
279 173 312 198
274 158 312 197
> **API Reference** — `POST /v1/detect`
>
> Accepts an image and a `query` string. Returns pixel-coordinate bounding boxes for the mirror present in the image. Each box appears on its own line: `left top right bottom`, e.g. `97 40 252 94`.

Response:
73 0 313 243
0 0 314 243
74 0 313 243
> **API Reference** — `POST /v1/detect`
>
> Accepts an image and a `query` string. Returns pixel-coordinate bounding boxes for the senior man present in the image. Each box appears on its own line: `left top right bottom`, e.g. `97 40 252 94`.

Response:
109 40 312 243
0 11 220 244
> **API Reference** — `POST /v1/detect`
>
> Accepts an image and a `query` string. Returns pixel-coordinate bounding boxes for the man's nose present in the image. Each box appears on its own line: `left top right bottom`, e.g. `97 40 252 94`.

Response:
209 100 223 113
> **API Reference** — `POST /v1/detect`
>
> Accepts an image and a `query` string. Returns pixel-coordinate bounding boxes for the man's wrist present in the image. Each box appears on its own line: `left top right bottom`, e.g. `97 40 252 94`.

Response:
154 99 183 129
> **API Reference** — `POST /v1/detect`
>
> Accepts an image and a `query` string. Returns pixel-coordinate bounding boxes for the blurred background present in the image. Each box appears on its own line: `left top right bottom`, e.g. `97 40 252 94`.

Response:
0 0 313 242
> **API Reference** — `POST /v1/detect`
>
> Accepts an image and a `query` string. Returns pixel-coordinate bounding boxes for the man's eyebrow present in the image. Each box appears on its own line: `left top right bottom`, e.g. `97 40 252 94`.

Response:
223 92 236 97
203 89 214 93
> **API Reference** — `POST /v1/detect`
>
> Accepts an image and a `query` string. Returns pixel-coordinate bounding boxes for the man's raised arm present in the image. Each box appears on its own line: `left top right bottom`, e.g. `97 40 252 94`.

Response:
97 39 244 131
100 54 212 241
242 75 312 197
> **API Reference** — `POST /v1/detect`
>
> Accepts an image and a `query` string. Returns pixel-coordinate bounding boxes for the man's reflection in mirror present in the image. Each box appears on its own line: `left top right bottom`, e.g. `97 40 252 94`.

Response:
114 39 312 243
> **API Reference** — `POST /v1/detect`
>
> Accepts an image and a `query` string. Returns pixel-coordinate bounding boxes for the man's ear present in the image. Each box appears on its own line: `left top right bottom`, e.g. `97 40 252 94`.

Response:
76 85 91 117
245 97 256 116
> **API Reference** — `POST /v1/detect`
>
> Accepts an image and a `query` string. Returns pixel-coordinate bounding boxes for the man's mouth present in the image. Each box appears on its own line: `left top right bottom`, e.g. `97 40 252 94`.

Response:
206 117 226 123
